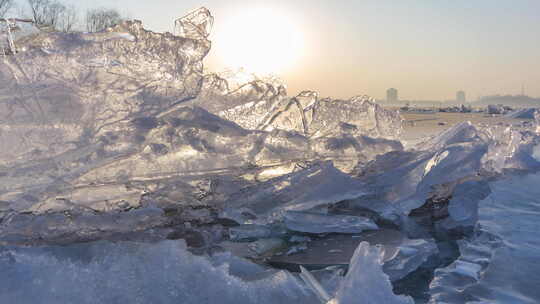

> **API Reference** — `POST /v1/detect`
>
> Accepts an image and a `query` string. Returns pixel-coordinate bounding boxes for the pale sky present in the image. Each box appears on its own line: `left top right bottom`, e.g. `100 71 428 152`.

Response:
13 0 540 100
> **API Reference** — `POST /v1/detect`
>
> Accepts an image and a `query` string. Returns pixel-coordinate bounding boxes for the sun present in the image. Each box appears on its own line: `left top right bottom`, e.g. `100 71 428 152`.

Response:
213 7 304 75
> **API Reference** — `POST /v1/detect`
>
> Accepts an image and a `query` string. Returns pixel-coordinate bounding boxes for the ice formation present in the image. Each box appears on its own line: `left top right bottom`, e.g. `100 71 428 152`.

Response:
430 173 540 303
334 242 414 304
1 7 540 304
283 211 378 234
0 240 320 304
174 7 213 39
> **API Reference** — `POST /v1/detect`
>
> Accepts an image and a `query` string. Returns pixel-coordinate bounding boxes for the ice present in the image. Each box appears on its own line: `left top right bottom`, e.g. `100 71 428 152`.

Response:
247 238 285 256
417 121 483 151
0 20 211 213
504 108 538 119
290 235 312 243
429 173 540 303
0 207 168 245
253 93 403 140
191 70 403 141
382 238 438 281
309 266 346 299
334 242 414 304
294 241 425 303
0 240 319 304
229 224 273 241
1 14 407 248
356 123 488 216
3 6 540 303
269 230 437 284
209 251 267 280
299 265 332 303
174 7 214 40
284 211 378 234
481 123 540 172
437 180 491 230
535 109 540 133
187 71 289 130
220 162 368 225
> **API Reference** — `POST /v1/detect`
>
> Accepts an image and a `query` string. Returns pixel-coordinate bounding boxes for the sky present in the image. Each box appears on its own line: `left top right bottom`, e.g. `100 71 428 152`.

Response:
11 0 540 101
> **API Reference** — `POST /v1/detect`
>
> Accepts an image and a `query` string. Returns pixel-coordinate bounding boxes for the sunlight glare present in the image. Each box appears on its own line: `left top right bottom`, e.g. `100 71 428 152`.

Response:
215 7 304 75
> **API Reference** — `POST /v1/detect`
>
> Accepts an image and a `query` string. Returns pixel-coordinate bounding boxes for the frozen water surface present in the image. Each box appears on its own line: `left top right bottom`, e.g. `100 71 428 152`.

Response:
429 173 540 303
1 8 540 304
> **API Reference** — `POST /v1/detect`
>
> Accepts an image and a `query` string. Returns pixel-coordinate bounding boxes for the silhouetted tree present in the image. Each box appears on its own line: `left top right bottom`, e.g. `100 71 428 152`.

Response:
86 8 123 32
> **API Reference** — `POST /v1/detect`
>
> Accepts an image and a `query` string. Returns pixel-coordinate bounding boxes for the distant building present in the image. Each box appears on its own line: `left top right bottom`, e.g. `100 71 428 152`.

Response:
476 95 540 108
456 90 466 103
386 88 398 102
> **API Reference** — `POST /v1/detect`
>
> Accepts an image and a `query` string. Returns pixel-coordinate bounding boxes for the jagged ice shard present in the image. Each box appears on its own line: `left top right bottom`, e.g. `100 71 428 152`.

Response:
1 7 540 304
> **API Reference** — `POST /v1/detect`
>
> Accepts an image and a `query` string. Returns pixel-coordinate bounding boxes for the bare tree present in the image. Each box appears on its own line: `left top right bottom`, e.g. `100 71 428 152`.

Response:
58 4 77 32
0 0 13 18
25 0 79 31
27 0 51 25
26 0 69 28
44 1 65 26
86 8 123 32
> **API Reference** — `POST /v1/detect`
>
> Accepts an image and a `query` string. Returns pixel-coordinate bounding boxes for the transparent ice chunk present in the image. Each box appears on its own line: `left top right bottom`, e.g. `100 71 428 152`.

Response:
382 238 438 282
229 224 273 242
299 265 332 303
334 242 414 304
284 211 378 234
174 7 214 39
221 162 368 225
